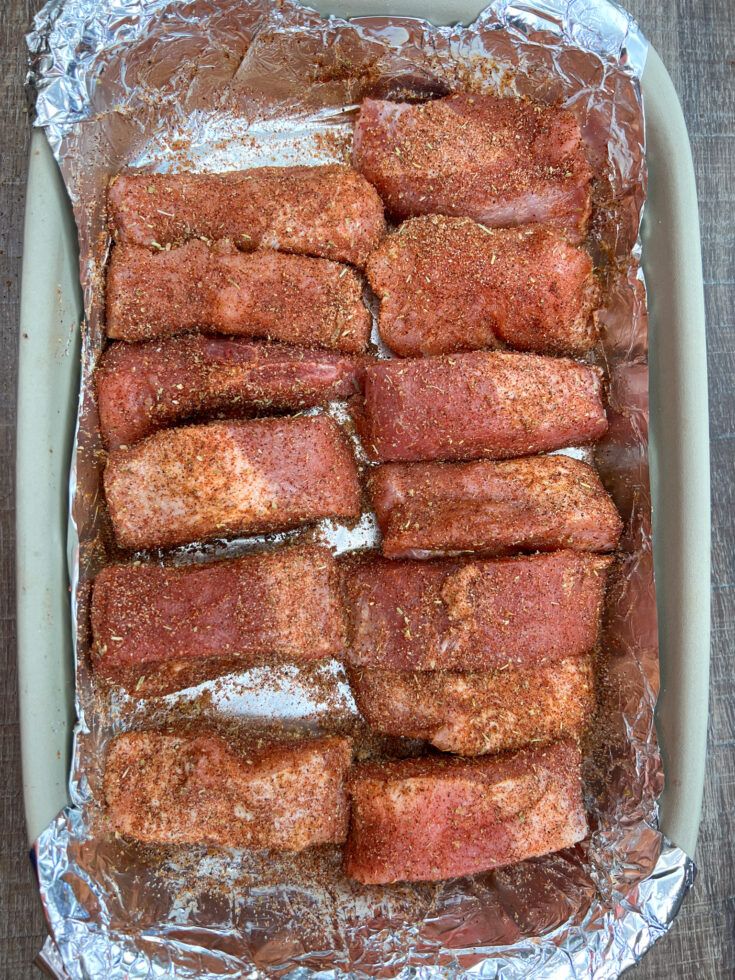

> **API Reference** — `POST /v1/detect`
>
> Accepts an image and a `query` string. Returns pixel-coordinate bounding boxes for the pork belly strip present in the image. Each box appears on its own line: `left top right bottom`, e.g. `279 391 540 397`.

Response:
366 217 598 357
348 655 594 757
344 551 611 672
105 731 352 850
360 351 607 463
108 165 386 267
352 94 592 239
91 545 345 695
344 739 586 883
106 240 371 350
97 335 365 449
369 455 622 558
104 416 361 550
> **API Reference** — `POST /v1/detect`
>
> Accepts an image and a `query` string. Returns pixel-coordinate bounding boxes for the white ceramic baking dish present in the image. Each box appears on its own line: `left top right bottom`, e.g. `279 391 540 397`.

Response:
17 3 709 865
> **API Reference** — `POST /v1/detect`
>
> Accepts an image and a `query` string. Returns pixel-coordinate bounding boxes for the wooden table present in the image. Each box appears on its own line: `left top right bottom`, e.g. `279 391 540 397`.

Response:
0 1 732 975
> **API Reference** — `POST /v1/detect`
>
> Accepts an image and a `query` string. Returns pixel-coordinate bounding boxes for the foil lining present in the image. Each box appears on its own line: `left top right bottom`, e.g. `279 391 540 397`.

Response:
26 1 696 977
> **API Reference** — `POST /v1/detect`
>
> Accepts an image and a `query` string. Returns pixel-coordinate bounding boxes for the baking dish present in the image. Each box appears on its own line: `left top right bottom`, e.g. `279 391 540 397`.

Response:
17 0 709 873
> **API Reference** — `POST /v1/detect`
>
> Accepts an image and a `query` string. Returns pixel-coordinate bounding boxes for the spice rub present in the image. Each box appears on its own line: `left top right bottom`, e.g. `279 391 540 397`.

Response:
367 216 598 357
106 240 371 350
97 335 365 449
105 730 353 850
369 455 622 558
344 739 587 883
92 545 345 695
343 551 611 672
348 656 594 756
359 351 608 463
104 415 361 550
109 164 386 267
353 94 592 239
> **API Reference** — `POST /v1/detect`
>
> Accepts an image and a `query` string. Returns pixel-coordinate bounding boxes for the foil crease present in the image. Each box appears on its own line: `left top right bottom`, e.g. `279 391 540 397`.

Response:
26 1 695 977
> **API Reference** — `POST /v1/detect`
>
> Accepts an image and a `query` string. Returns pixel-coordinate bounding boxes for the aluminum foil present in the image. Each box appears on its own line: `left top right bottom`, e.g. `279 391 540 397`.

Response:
26 1 696 977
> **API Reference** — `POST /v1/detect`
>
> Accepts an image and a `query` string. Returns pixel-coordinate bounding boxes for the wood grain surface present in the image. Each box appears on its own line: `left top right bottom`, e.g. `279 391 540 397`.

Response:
0 0 732 976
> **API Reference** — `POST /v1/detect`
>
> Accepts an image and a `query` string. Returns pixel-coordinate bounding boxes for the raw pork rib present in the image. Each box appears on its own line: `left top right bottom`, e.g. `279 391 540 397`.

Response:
369 455 622 558
366 216 598 356
349 655 594 756
92 545 345 695
360 351 607 463
106 240 371 350
104 415 361 550
105 731 352 850
353 94 592 239
344 739 587 883
108 165 386 267
344 551 611 671
97 335 364 449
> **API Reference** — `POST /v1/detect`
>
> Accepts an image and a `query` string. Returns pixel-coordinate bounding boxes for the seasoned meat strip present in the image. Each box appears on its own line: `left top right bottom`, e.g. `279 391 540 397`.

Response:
108 165 386 267
367 217 598 357
92 545 345 696
105 731 353 851
348 655 594 756
359 351 608 463
343 551 611 672
344 739 587 883
97 335 365 449
106 240 371 350
104 415 361 550
369 455 622 558
352 94 592 239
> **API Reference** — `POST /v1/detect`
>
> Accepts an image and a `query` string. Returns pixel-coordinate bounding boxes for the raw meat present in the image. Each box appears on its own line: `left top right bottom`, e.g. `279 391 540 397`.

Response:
91 545 345 695
348 655 594 755
108 164 386 267
97 335 365 449
353 94 592 239
344 551 611 671
366 216 597 356
344 739 587 883
104 415 361 550
105 731 352 850
106 240 371 350
360 351 607 463
369 455 622 558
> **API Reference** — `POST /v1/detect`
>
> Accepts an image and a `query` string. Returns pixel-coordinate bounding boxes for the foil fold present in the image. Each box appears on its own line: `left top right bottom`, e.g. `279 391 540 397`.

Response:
26 1 695 977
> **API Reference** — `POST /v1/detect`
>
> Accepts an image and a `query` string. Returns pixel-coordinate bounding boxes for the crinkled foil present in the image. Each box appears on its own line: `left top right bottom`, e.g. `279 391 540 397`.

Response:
26 1 695 977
